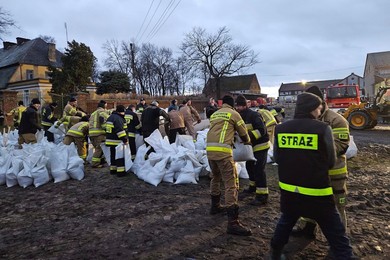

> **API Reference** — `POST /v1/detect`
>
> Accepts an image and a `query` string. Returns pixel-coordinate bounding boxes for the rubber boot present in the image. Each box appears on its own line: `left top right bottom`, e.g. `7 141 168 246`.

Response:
249 194 268 206
210 195 226 215
226 205 252 236
291 221 316 239
238 185 256 200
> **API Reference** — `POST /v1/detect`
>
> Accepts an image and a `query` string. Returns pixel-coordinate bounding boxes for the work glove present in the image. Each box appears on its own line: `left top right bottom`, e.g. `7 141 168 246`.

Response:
54 122 60 128
197 119 202 124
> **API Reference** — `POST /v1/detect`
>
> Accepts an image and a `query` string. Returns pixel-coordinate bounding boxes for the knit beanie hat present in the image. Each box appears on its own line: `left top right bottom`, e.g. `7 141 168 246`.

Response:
295 92 322 114
31 98 41 105
235 95 247 106
222 95 234 107
305 85 324 101
69 97 77 102
116 105 126 113
98 100 107 108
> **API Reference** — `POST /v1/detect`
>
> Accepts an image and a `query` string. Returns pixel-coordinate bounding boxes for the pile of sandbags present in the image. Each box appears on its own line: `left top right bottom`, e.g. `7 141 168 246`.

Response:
0 130 84 188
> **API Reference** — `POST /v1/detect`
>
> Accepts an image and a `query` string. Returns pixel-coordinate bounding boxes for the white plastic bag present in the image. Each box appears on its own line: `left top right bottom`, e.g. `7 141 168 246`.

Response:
233 138 256 162
67 143 85 181
124 144 133 172
50 143 70 183
100 143 111 166
346 136 358 159
115 143 124 160
175 160 197 184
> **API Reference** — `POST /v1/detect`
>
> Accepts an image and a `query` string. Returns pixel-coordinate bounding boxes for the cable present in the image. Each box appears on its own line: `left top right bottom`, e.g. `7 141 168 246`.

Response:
138 0 163 43
148 0 181 42
135 0 155 42
145 0 175 41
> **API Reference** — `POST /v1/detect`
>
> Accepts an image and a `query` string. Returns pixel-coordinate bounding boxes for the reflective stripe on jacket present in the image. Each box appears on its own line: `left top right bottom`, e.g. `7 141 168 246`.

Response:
89 107 109 136
66 122 89 138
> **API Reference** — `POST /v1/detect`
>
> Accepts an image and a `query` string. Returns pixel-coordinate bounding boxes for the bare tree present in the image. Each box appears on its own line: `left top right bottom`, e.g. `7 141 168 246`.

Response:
0 7 17 41
102 39 132 75
180 26 259 99
39 35 56 44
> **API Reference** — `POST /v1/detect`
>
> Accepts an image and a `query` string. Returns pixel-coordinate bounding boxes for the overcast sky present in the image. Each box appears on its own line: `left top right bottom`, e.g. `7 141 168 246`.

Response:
2 0 390 97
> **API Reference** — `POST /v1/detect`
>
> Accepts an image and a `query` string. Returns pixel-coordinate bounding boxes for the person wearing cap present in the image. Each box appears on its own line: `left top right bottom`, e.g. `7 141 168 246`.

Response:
89 100 110 168
41 102 58 142
269 92 354 259
235 95 270 206
56 97 86 130
291 85 351 239
205 97 219 119
206 95 252 236
136 97 147 113
180 98 201 140
105 105 128 177
141 100 170 140
167 101 185 144
17 98 42 146
63 116 90 161
7 100 26 129
125 104 142 161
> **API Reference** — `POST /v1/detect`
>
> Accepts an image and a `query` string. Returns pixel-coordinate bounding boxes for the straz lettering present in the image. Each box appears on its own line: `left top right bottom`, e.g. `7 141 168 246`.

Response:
210 112 232 121
278 133 318 150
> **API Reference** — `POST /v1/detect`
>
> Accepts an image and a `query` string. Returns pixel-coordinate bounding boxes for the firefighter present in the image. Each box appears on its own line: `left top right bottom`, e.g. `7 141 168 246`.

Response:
269 92 354 259
56 97 85 130
206 95 252 236
167 101 186 144
136 97 147 113
41 102 58 142
125 104 142 161
180 98 201 140
89 100 110 168
18 98 41 146
235 95 270 206
291 85 351 238
258 107 278 145
141 100 170 140
63 116 90 161
105 105 128 177
7 100 26 129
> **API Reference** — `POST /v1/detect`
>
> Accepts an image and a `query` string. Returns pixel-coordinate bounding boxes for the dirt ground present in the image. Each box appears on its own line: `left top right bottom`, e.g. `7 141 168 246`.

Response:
0 125 389 260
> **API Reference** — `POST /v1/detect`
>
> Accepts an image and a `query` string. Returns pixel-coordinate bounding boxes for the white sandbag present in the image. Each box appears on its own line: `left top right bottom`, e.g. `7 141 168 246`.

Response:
174 160 197 184
163 170 175 183
32 164 50 187
130 144 149 174
144 129 175 154
36 129 45 143
50 143 70 183
6 130 19 147
168 157 186 172
176 134 195 151
66 143 84 180
142 156 169 186
3 155 15 187
194 129 208 150
267 145 274 163
0 149 12 185
48 121 66 135
100 143 111 166
135 133 144 150
237 161 249 179
346 136 358 159
123 144 133 172
185 152 203 180
115 143 124 159
86 144 94 164
233 136 256 162
17 169 33 188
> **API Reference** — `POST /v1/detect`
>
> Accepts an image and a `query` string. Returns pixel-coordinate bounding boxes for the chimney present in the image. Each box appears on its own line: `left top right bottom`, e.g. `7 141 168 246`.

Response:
48 43 56 62
3 41 17 49
16 37 30 45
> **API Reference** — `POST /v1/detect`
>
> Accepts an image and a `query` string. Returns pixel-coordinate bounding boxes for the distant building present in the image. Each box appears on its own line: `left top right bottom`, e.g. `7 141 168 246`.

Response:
364 51 390 99
0 37 63 105
278 73 363 104
203 74 267 100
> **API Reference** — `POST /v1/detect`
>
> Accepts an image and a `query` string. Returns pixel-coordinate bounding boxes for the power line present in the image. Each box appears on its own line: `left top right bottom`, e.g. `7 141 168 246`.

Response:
138 0 163 43
145 0 175 41
135 0 155 42
148 0 181 42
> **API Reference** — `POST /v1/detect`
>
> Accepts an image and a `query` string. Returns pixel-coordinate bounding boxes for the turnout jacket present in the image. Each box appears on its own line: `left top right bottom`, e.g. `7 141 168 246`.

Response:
206 103 250 160
274 115 336 217
141 105 170 134
239 108 270 152
41 105 57 127
66 121 89 138
124 109 141 137
18 105 41 134
258 109 277 128
105 111 128 146
89 107 110 137
319 105 350 183
8 105 26 124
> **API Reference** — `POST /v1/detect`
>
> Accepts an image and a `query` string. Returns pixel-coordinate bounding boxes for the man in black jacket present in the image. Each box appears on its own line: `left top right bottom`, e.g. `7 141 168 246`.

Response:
18 98 42 146
125 104 142 161
41 102 58 142
269 92 354 259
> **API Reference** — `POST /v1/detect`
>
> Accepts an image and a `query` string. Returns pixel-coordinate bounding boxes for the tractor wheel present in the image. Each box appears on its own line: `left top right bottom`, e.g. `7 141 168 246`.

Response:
348 111 370 130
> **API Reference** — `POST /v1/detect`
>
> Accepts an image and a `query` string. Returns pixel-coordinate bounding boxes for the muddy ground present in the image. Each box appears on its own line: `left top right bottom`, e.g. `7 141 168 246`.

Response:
0 125 389 260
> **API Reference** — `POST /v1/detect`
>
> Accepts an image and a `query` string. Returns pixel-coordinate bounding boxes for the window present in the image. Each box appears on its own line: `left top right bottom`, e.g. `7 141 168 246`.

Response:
45 71 51 79
23 90 29 105
26 70 34 80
